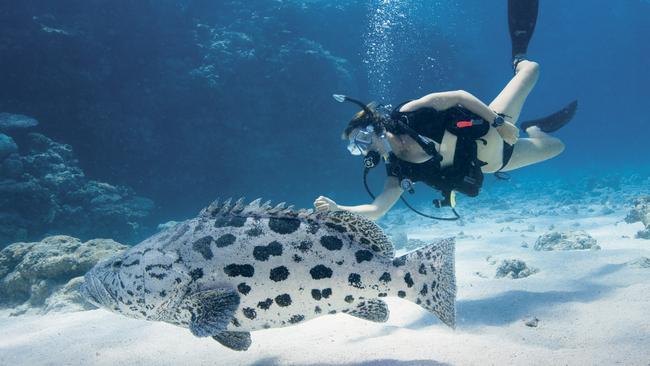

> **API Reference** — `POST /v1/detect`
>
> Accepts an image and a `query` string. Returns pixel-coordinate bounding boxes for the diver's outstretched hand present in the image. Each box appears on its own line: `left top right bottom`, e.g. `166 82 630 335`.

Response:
496 121 520 145
314 196 339 212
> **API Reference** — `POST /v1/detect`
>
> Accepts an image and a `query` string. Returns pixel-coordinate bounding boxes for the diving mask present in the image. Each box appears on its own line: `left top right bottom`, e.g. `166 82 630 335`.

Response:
347 126 375 156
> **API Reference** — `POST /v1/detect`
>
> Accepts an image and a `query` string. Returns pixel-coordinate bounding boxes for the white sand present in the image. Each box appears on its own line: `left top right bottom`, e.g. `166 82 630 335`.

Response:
1 206 649 366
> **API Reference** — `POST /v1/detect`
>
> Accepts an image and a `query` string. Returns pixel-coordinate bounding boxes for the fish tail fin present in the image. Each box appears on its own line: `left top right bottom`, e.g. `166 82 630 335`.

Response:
394 238 456 328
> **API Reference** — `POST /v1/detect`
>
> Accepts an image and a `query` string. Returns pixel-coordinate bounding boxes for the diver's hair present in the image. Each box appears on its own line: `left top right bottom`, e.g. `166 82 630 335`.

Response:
341 101 384 140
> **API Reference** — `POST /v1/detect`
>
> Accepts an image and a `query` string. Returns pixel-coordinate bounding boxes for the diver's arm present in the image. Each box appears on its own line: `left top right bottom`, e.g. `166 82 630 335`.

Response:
399 91 466 112
456 91 520 145
402 90 498 122
314 177 402 221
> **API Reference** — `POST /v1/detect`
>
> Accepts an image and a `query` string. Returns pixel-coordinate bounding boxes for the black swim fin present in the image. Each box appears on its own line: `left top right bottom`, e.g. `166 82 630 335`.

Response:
520 100 578 133
509 0 539 60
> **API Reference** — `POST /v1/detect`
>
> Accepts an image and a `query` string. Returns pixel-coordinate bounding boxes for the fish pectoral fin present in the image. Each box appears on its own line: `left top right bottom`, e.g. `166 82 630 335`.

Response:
347 298 389 323
212 331 252 351
184 288 240 337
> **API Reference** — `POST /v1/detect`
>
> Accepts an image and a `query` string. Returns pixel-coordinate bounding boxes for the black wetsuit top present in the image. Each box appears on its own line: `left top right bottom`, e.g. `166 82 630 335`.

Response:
386 101 490 198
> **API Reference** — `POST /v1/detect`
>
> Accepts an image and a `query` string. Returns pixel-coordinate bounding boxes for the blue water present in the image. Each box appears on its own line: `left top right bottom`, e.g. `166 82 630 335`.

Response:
0 0 649 244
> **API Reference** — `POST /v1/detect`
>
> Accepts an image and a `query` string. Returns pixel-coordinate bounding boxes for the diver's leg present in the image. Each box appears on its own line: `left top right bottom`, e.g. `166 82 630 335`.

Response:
509 0 539 62
500 127 565 171
488 60 540 125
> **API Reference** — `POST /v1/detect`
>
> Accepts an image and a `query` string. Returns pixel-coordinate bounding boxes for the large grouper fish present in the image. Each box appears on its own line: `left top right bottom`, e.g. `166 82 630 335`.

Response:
81 198 456 351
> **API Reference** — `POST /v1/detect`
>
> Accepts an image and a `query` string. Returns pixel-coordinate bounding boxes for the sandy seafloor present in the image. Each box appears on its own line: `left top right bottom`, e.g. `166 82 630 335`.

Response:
1 180 650 366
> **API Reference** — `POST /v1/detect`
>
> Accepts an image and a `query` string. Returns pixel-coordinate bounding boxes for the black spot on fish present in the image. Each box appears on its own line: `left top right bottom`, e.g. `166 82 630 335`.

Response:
231 318 241 327
378 293 387 297
253 241 283 261
289 315 304 324
237 283 251 295
325 222 347 233
416 298 422 305
192 236 214 260
355 250 374 263
404 273 414 288
245 226 263 237
112 260 122 268
344 295 354 303
145 264 172 272
123 259 140 267
160 290 167 298
298 240 313 252
269 266 290 282
263 324 271 329
175 277 182 284
420 284 428 296
149 273 167 280
329 310 337 314
311 289 322 301
348 273 363 288
398 291 406 298
224 264 254 278
371 244 381 252
314 306 322 314
190 268 204 281
392 257 406 267
242 307 257 320
320 236 343 251
336 260 344 266
293 254 303 263
215 234 236 248
379 272 391 283
419 263 427 275
426 299 431 306
269 217 301 234
310 265 333 280
322 288 332 298
275 294 292 307
360 238 370 245
257 298 273 310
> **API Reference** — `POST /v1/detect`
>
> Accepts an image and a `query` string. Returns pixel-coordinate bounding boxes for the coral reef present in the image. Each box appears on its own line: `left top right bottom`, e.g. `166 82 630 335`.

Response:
0 235 126 314
0 133 154 246
533 231 601 251
625 197 650 239
495 259 539 279
0 113 39 131
0 133 17 160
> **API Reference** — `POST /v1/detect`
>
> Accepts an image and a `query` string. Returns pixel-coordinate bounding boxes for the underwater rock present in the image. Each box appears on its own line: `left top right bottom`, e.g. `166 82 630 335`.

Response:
0 133 154 246
524 317 539 327
495 259 539 279
625 257 650 269
0 235 127 313
0 113 39 131
636 228 650 240
0 133 18 161
157 220 181 231
625 197 650 239
533 231 601 251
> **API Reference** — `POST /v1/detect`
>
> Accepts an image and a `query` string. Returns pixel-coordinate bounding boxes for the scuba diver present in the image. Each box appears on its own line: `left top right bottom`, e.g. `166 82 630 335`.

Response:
314 0 577 221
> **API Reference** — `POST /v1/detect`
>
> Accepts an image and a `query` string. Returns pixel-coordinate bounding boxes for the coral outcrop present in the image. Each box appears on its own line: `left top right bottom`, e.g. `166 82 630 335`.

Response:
533 231 600 251
495 259 539 279
625 197 650 239
0 235 126 314
0 133 154 246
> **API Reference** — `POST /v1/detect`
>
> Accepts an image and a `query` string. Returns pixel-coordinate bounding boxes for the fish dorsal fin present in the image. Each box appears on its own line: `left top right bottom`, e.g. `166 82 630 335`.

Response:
346 298 389 323
183 288 240 337
324 211 394 258
212 331 252 351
